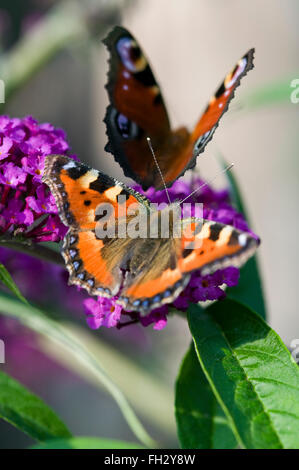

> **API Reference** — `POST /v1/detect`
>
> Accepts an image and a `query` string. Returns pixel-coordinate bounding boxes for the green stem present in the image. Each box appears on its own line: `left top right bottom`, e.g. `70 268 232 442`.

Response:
0 292 157 448
0 239 64 266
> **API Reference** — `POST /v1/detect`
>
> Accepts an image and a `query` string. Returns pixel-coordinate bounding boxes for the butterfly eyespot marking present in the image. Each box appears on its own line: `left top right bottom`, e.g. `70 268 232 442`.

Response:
153 294 161 303
77 272 85 280
116 37 146 73
69 249 77 259
64 202 69 210
87 279 95 287
141 299 150 308
115 112 141 140
73 261 81 271
163 289 172 299
69 235 77 245
132 299 141 307
66 213 73 222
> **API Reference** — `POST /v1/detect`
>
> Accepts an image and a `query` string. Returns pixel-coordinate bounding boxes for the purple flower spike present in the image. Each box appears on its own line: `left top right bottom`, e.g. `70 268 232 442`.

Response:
0 136 13 160
84 297 122 329
0 114 75 242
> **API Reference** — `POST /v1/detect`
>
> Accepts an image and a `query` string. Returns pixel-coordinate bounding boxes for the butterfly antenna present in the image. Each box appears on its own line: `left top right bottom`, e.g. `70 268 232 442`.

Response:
147 137 171 204
178 163 234 205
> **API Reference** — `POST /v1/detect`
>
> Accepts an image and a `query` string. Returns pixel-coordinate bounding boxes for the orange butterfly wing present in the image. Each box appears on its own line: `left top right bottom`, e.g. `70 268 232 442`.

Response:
43 155 149 296
119 217 259 314
160 49 255 186
178 219 258 276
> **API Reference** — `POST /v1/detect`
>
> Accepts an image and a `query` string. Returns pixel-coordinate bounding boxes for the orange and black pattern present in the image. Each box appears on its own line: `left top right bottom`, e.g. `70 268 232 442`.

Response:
43 155 259 314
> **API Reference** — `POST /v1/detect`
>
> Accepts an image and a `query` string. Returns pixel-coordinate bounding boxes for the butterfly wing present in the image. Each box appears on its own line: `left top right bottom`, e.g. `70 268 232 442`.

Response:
103 27 254 189
103 26 172 187
118 237 190 313
190 49 255 158
159 49 255 187
43 156 259 312
119 218 259 314
43 154 150 230
43 155 150 295
178 218 259 276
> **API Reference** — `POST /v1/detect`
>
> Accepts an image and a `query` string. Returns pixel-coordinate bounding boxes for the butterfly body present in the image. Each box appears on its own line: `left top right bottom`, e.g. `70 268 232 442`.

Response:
43 155 259 314
103 26 254 189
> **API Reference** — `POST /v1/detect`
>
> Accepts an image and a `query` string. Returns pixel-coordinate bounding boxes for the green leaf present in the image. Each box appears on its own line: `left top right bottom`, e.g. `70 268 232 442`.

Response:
0 291 156 448
0 370 71 441
217 154 266 319
0 263 28 304
227 257 266 319
175 343 237 449
32 437 144 449
188 299 299 449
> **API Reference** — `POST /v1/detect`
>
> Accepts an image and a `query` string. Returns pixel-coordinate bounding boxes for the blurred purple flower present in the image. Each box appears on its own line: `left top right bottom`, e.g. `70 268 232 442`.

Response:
0 246 87 383
84 297 122 329
0 162 27 187
0 137 13 160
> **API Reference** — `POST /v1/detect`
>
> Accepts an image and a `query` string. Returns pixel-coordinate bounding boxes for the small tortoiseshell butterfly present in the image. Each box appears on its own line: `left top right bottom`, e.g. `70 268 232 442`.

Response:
103 26 254 190
43 155 259 314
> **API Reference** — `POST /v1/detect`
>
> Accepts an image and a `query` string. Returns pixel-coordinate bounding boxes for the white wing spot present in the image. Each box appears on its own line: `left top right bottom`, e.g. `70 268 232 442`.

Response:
238 233 248 247
63 161 76 170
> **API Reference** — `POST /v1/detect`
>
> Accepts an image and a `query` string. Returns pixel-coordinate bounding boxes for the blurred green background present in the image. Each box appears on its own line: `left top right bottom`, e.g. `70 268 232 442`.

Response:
0 0 298 449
